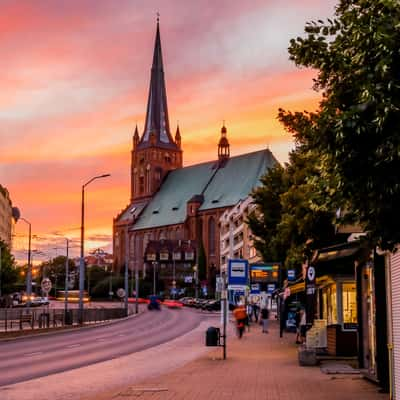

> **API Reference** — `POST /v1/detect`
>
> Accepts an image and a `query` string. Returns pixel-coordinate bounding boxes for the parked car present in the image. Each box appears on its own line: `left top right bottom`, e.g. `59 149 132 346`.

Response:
31 297 50 307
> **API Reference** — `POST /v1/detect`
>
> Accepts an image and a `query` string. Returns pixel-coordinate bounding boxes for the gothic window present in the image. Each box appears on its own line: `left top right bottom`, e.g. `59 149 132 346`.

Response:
146 164 150 193
164 153 171 163
139 170 145 194
155 167 162 182
208 216 216 256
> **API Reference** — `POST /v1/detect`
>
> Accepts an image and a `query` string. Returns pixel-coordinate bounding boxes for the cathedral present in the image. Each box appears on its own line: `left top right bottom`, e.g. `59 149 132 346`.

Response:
113 20 278 293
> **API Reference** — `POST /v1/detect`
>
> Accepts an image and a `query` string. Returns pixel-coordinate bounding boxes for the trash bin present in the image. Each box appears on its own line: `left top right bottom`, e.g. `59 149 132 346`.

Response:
205 326 220 346
65 310 73 325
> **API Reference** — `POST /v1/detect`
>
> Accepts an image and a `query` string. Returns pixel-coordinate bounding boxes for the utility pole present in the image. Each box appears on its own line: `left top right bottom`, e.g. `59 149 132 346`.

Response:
124 228 129 315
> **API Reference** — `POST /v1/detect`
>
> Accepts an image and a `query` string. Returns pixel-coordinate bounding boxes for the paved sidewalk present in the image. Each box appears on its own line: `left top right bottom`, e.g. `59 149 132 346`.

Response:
88 320 387 400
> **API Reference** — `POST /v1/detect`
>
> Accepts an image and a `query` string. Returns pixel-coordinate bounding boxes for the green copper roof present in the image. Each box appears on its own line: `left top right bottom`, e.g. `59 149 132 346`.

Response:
132 149 277 231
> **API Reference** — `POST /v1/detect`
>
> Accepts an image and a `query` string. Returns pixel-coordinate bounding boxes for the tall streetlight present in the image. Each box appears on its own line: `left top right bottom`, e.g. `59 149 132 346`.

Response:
19 217 32 306
79 174 110 323
54 234 70 321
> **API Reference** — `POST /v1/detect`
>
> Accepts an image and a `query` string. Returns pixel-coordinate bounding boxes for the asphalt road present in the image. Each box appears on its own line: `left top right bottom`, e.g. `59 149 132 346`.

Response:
0 306 209 387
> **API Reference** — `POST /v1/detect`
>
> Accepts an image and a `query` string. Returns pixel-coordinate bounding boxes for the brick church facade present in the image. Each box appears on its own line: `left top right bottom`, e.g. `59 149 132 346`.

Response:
113 20 277 291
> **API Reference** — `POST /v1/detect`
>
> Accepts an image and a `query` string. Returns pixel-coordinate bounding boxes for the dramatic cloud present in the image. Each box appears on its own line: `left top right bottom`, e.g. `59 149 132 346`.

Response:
0 0 337 261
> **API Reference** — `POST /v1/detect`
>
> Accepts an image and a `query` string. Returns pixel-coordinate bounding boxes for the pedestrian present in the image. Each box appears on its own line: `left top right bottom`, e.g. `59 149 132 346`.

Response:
261 307 269 333
295 307 301 344
253 302 260 323
233 303 247 339
246 302 253 322
299 307 307 344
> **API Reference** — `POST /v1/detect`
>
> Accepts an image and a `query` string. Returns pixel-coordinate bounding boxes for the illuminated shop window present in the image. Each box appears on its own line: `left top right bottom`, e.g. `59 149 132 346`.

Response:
342 282 357 323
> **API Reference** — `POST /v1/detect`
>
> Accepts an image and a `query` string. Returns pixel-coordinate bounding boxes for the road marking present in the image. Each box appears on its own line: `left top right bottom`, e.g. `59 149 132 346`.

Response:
24 352 43 357
67 343 81 348
118 334 126 337
95 337 107 342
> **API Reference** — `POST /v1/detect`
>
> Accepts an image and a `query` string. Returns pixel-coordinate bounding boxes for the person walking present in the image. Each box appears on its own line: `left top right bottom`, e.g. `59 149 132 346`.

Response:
295 307 301 344
299 307 307 344
253 302 260 323
261 307 270 333
233 303 247 339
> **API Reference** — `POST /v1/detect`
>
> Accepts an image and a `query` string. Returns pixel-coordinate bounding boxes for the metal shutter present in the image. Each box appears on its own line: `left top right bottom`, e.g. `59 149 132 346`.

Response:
391 250 400 399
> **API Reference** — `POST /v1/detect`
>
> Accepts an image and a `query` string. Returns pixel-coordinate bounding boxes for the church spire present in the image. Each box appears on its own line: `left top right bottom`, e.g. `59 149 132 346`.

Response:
139 17 177 150
218 122 230 163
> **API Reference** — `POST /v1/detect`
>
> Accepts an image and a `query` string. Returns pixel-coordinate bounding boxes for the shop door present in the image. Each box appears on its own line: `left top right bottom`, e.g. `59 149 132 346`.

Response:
391 251 400 400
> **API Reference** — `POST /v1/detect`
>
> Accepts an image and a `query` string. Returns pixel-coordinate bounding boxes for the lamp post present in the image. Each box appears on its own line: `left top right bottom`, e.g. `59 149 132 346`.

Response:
124 228 129 315
79 174 110 323
152 261 157 295
53 235 70 320
135 259 139 314
18 217 32 307
0 244 2 298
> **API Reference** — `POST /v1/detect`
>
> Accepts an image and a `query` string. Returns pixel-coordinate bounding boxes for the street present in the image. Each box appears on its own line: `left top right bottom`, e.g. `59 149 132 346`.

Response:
0 306 210 387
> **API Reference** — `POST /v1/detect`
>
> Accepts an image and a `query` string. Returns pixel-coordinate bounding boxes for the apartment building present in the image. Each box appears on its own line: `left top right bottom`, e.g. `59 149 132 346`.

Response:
219 196 261 272
0 185 13 247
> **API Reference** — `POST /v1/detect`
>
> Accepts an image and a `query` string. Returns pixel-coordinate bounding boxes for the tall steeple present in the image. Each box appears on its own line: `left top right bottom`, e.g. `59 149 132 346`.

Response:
130 17 182 202
138 18 178 150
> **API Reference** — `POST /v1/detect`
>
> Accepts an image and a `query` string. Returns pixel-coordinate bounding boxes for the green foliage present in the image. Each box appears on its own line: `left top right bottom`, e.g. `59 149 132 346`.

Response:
284 0 400 250
0 240 18 294
37 256 76 294
248 146 338 270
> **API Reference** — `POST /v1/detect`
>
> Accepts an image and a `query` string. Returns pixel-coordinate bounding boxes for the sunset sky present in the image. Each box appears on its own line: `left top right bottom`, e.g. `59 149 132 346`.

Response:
0 0 337 263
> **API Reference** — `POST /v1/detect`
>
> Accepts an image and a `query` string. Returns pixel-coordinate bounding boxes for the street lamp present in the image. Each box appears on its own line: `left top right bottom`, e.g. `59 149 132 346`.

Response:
152 261 157 295
54 234 70 321
18 217 32 307
79 174 110 323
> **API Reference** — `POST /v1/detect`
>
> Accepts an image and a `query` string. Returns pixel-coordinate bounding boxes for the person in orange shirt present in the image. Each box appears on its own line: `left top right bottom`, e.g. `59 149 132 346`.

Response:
233 303 247 339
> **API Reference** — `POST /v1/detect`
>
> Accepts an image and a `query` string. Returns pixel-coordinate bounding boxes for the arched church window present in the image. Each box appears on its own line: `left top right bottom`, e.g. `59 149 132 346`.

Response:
139 171 145 194
208 216 216 256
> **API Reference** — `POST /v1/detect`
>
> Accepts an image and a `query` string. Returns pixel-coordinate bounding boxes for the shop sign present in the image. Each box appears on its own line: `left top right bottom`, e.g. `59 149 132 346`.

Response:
267 283 276 293
287 269 296 281
173 251 182 260
159 251 169 261
146 253 156 261
185 251 194 261
251 283 260 294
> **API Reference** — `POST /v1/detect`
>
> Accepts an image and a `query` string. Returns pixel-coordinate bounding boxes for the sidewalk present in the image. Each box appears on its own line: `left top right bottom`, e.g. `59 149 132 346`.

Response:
85 320 387 400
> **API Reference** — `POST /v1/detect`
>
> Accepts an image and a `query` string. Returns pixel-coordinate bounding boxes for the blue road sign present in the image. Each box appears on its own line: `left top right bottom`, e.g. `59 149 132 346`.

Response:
228 259 249 286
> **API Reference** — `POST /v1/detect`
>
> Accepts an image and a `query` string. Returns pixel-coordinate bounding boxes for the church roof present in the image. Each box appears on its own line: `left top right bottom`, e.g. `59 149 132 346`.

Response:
138 20 178 151
132 149 278 231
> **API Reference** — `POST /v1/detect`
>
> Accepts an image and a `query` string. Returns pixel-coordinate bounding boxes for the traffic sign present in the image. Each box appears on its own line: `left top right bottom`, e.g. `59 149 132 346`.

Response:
41 278 52 294
228 259 249 286
116 288 126 298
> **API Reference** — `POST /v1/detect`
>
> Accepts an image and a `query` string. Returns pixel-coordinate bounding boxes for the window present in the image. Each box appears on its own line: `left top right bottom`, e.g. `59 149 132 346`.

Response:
322 284 337 324
208 217 216 256
342 282 357 324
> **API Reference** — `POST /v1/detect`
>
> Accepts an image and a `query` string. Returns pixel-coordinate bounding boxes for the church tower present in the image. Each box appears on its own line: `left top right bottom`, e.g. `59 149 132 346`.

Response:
131 19 182 202
218 123 230 165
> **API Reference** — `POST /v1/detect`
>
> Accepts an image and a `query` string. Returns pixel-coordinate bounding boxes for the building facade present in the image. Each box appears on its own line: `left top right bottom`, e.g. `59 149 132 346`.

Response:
0 184 13 247
219 196 261 272
113 21 278 293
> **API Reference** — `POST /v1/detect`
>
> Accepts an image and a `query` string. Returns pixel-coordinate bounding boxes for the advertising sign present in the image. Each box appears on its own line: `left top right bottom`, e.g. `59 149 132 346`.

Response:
250 283 260 294
228 259 248 286
287 269 296 281
305 265 317 324
267 283 276 293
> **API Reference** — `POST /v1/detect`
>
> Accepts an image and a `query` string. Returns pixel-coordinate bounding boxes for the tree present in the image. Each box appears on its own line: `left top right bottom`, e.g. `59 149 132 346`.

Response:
247 145 339 270
37 256 76 296
0 240 18 294
281 0 400 250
